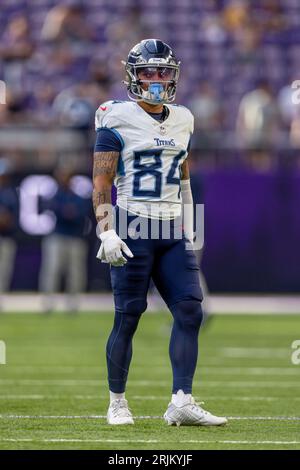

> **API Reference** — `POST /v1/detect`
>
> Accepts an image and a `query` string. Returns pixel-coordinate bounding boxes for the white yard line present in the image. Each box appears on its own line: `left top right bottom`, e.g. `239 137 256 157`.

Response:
3 366 300 375
0 438 299 445
0 415 299 421
0 394 296 401
220 347 290 358
0 379 299 387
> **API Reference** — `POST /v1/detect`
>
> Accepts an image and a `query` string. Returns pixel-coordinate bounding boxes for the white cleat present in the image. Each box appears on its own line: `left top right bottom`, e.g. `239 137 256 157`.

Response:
107 398 134 425
164 396 228 427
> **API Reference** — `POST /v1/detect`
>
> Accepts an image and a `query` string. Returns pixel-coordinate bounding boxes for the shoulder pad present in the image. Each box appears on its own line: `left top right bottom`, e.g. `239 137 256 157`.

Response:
186 107 194 134
170 104 194 134
95 100 129 130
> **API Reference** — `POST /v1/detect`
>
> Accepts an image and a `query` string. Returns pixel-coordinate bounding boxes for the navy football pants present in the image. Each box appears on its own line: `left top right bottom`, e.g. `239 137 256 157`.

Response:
106 207 203 394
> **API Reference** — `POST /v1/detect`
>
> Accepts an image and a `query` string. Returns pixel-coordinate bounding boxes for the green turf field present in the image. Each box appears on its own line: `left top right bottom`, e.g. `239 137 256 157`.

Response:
0 312 299 450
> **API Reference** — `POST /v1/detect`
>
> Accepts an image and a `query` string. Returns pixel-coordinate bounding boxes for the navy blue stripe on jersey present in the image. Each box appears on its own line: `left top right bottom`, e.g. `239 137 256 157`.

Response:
117 154 125 176
94 127 124 153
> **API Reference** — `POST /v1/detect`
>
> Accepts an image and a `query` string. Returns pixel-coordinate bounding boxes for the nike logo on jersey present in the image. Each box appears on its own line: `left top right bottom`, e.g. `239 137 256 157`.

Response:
100 106 107 111
154 138 175 147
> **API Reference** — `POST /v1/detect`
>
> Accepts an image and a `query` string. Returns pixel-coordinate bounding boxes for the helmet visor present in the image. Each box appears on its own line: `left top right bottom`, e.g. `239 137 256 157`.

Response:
136 66 176 82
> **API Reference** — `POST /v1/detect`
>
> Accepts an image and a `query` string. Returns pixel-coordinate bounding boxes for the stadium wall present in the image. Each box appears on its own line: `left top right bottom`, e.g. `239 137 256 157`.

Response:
9 167 300 293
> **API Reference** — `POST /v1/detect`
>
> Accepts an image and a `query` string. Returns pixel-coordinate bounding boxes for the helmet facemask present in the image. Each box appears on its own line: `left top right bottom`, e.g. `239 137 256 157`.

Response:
123 61 180 104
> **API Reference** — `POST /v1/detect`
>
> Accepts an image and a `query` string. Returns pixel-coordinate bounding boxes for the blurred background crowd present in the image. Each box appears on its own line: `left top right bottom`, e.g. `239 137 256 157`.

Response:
1 0 300 303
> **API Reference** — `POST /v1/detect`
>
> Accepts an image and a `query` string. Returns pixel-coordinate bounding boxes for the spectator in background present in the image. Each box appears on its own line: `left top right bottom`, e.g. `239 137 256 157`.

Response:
106 6 152 87
40 1 96 97
0 159 18 310
0 95 9 126
52 81 100 130
88 58 111 95
30 82 57 126
234 23 262 61
254 0 286 36
222 0 262 64
0 14 34 95
201 14 227 45
2 87 31 125
278 81 300 149
41 1 95 49
106 6 151 56
222 0 250 39
34 43 82 92
278 82 296 131
39 167 91 312
51 80 101 161
236 79 281 170
188 81 223 155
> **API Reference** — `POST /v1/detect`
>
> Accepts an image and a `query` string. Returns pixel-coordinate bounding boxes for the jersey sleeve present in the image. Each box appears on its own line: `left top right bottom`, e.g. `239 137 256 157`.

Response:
95 101 126 150
95 101 113 130
94 128 123 153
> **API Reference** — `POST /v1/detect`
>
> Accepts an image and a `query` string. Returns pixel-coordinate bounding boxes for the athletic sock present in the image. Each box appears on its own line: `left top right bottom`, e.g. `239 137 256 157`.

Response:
110 391 125 404
171 389 192 407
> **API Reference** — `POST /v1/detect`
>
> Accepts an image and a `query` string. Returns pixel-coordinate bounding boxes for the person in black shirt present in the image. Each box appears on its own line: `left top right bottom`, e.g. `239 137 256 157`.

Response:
39 166 90 312
0 159 18 310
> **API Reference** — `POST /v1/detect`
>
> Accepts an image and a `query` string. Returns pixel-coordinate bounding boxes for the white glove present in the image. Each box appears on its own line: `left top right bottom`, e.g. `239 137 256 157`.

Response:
97 229 134 267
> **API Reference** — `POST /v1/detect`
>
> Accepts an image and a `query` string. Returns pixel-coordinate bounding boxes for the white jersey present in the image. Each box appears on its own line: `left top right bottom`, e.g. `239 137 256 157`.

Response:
95 100 194 219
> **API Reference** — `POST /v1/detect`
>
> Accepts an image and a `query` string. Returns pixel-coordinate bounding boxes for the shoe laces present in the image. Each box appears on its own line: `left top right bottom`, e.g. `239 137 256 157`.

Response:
190 397 209 415
111 399 132 418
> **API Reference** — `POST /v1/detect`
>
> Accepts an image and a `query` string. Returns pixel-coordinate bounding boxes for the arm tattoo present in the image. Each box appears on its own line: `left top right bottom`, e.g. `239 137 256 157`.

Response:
93 188 110 208
93 151 119 177
92 188 111 216
92 188 112 228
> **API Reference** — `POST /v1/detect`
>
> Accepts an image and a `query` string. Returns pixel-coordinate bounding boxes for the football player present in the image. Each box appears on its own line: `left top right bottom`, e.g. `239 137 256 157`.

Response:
92 39 227 426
